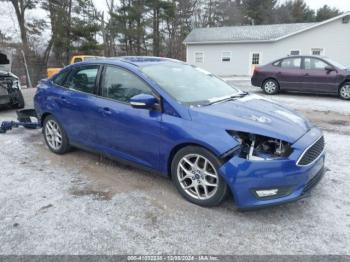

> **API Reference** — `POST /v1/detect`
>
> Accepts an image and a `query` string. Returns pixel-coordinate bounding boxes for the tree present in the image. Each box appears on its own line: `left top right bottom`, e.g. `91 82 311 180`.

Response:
70 0 102 55
44 0 102 65
242 0 278 25
290 0 315 23
0 30 12 45
218 0 244 26
145 0 174 56
274 0 316 23
43 0 72 66
110 0 148 55
164 0 195 59
316 5 341 22
2 0 39 86
101 0 119 56
273 1 294 23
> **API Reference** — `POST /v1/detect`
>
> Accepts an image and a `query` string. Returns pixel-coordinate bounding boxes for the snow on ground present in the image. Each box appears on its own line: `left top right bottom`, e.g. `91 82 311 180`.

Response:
0 87 349 255
227 79 350 115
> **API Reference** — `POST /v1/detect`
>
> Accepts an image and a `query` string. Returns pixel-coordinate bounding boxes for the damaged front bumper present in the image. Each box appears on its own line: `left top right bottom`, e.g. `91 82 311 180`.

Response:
219 127 326 209
0 72 24 108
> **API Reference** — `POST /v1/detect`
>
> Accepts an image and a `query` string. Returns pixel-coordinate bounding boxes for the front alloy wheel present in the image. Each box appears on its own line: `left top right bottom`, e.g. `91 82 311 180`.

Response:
339 83 350 100
172 146 228 207
177 154 219 200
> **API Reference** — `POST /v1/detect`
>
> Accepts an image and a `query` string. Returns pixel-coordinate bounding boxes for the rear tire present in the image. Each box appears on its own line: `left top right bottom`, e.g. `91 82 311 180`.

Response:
262 79 279 95
339 83 350 100
171 146 228 207
43 115 70 154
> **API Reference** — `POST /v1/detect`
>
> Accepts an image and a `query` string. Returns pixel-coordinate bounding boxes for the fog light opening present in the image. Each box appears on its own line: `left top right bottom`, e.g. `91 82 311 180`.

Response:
255 189 279 198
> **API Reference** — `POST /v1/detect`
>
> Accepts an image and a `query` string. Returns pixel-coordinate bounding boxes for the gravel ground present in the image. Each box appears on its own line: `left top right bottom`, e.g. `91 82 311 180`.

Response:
0 85 349 255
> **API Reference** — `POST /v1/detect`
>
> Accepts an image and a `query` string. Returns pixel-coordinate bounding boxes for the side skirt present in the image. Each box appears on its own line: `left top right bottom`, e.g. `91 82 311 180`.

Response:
70 142 167 177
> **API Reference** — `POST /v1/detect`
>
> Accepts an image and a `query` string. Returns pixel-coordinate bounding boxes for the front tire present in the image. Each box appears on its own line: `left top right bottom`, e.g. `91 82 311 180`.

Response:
13 90 25 109
339 83 350 100
43 115 70 154
171 146 228 207
262 79 279 95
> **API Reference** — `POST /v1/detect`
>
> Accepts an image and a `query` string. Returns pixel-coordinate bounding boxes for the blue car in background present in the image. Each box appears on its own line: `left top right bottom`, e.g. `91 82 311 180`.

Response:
34 57 325 209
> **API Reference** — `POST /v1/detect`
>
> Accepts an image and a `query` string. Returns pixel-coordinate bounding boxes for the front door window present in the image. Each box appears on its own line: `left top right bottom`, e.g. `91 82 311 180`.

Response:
304 58 328 70
101 66 152 103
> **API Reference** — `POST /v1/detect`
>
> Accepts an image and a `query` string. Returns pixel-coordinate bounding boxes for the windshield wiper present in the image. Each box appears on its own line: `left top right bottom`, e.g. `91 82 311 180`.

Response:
205 92 248 106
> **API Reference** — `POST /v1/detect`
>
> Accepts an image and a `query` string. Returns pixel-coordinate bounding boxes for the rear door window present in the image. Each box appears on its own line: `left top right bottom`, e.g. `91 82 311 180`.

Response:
281 58 302 69
272 60 281 67
52 70 70 86
64 65 99 94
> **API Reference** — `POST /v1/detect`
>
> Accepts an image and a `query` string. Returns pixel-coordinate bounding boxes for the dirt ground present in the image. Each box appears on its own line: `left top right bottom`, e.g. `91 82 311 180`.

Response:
0 84 350 255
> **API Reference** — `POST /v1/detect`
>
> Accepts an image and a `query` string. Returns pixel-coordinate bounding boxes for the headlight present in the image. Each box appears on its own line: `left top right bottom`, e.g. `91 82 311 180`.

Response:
227 131 293 161
12 80 21 89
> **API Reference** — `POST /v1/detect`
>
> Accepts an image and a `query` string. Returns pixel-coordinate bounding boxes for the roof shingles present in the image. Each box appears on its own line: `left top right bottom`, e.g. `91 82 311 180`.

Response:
184 23 319 43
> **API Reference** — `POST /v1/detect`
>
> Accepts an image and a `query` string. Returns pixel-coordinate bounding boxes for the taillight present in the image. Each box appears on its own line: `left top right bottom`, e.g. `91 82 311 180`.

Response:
253 67 260 75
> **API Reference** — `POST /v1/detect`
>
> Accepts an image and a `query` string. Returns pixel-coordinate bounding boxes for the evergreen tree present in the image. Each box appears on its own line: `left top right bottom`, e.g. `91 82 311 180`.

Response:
71 0 102 55
316 5 341 22
145 0 175 56
290 0 315 23
242 0 278 25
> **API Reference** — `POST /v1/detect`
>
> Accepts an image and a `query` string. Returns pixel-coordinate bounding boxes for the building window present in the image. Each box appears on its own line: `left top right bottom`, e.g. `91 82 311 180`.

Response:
290 50 300 56
311 48 324 56
251 53 260 65
194 52 204 63
222 51 231 62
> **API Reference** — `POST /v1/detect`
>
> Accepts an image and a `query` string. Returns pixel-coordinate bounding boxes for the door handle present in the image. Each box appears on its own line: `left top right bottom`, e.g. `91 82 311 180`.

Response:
98 107 112 116
59 96 71 104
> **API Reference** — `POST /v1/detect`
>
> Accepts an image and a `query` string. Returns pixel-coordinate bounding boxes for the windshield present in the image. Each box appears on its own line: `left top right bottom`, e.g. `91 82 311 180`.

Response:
323 58 347 70
140 62 241 105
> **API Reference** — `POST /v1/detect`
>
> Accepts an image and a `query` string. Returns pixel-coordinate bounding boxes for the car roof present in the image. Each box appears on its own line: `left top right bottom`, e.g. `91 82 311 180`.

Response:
278 55 329 60
81 56 183 67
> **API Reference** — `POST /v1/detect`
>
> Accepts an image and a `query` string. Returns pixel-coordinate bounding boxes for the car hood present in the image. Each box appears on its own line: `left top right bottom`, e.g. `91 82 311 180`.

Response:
0 70 18 79
189 94 312 143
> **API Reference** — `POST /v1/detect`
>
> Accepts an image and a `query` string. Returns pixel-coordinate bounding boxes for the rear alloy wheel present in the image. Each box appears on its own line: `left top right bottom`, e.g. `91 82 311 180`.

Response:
339 83 350 100
43 115 70 154
171 146 228 207
263 79 279 95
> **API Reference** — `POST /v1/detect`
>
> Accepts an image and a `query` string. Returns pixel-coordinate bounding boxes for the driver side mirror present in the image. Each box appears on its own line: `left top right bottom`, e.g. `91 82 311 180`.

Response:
130 94 158 109
325 65 335 72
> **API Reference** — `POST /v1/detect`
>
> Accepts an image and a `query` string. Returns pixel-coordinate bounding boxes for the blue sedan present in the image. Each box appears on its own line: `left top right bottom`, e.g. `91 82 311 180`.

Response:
34 57 325 209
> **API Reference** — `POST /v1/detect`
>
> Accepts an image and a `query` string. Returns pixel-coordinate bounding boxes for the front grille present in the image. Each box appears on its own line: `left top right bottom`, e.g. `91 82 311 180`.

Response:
297 136 325 166
302 167 324 194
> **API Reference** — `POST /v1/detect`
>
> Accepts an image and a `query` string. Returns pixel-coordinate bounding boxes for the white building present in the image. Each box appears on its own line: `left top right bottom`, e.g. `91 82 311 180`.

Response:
184 12 350 76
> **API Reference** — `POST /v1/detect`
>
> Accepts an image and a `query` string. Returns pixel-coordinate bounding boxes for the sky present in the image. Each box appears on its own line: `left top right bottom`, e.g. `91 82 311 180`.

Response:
92 0 350 13
281 0 350 11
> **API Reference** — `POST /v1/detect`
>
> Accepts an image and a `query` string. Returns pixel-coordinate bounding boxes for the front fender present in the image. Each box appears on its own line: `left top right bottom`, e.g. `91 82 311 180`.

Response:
159 114 240 174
